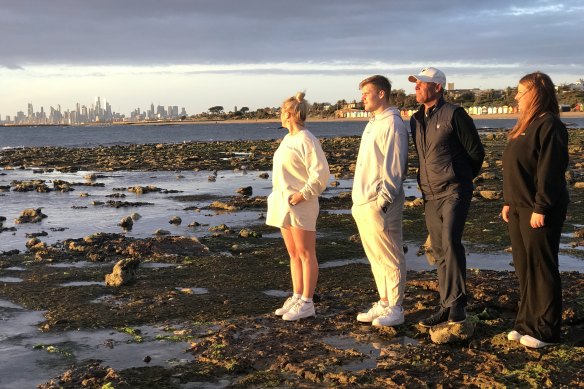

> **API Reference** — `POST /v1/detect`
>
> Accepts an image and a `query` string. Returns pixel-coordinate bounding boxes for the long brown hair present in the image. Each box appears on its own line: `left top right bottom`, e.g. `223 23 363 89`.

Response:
509 72 559 139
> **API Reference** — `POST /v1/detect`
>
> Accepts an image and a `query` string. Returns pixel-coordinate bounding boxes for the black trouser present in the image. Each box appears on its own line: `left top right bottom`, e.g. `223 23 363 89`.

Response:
424 192 471 309
507 205 565 343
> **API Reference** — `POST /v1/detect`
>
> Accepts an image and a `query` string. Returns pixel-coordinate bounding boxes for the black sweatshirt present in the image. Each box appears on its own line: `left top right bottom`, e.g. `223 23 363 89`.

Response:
502 113 569 214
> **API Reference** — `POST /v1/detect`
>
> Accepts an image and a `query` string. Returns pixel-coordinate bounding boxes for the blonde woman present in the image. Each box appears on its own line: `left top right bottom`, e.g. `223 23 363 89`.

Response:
502 72 569 348
266 92 330 321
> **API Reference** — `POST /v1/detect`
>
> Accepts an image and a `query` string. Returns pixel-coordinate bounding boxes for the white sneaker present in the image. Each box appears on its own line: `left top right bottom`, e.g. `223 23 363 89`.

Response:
520 335 556 349
372 306 405 327
507 330 522 341
357 301 388 323
282 300 315 321
275 295 299 316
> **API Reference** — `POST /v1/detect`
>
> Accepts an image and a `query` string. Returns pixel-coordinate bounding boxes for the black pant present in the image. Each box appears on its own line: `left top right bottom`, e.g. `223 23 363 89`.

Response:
508 205 565 343
424 192 471 309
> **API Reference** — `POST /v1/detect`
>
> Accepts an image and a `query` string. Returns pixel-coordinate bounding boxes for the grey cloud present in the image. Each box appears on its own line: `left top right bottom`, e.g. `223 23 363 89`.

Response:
0 0 582 77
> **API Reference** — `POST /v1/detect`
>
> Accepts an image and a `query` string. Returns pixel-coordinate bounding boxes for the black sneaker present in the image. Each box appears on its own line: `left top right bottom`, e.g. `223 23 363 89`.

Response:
448 305 466 324
419 307 449 328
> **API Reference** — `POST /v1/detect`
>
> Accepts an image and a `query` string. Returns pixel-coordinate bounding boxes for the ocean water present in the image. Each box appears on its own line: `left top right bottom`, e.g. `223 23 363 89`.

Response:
2 118 584 148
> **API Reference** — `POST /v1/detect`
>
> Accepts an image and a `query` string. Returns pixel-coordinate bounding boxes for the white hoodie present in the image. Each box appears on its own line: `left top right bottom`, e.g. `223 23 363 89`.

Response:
352 107 409 206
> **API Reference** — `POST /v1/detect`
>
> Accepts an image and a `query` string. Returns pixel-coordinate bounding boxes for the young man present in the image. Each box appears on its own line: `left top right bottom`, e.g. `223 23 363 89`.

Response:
408 67 485 327
352 75 409 327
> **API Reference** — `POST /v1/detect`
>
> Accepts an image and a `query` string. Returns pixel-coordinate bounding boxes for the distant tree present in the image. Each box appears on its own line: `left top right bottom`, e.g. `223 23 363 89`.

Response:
240 107 249 114
208 106 224 114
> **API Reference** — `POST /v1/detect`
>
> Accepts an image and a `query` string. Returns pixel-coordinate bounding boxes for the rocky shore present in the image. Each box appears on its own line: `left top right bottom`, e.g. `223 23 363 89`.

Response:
1 130 583 388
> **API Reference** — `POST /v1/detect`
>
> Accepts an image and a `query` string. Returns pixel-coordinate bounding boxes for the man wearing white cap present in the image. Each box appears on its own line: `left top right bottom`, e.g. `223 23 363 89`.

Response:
408 67 485 327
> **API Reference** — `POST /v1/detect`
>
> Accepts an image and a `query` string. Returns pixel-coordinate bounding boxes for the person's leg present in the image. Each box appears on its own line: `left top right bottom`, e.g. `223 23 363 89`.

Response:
518 207 565 343
440 192 471 310
289 227 318 299
424 199 445 302
508 206 529 335
280 227 302 295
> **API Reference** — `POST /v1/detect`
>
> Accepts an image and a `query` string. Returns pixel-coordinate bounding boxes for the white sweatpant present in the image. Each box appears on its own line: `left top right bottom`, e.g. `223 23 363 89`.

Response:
352 191 406 306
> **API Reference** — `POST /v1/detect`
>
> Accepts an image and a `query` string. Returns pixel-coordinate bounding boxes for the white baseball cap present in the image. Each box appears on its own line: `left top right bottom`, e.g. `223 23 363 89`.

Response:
408 67 446 88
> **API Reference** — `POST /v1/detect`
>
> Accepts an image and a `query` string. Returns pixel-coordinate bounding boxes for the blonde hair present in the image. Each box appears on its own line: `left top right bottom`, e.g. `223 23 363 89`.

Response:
509 72 560 139
282 91 309 125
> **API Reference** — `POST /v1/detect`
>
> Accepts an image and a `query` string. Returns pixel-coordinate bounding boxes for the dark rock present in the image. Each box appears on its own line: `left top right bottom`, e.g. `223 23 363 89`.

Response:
104 258 140 287
15 208 48 224
236 186 253 196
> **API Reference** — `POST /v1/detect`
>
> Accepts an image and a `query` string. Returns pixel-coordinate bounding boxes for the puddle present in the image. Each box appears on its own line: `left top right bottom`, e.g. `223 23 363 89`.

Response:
142 262 177 268
262 290 289 298
0 277 24 283
176 287 209 295
49 261 105 268
320 258 369 269
318 241 584 273
4 266 26 271
59 281 106 287
322 335 419 371
0 299 201 388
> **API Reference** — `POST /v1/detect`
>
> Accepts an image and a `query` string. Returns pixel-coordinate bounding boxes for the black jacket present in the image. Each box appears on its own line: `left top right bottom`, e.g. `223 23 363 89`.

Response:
410 98 485 200
502 113 569 214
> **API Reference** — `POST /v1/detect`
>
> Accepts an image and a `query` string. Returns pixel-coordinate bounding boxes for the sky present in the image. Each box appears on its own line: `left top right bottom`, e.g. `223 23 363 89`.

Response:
1 0 583 117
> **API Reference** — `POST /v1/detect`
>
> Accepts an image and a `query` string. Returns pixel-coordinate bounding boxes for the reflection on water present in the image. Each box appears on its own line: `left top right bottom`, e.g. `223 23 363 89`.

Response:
0 299 201 387
59 281 106 287
0 277 24 283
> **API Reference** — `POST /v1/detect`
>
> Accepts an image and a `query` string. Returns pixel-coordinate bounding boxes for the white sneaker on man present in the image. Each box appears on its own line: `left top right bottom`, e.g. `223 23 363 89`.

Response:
282 300 315 321
519 334 556 349
372 306 405 327
507 330 522 341
275 295 299 316
357 301 389 323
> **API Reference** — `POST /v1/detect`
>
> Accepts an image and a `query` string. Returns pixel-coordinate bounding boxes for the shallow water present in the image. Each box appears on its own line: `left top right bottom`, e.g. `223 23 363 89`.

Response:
0 299 196 387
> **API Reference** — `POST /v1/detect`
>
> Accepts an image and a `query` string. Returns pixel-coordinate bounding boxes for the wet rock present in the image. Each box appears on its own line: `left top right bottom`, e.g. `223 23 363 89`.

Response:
236 186 253 196
119 216 134 230
429 315 478 344
53 180 74 192
79 192 90 197
25 231 49 238
188 221 201 227
84 172 97 180
209 224 233 233
208 175 216 182
15 208 48 224
209 201 238 212
478 190 502 200
131 212 142 221
259 172 269 179
91 201 105 206
0 185 11 192
11 180 50 192
107 200 153 208
106 192 126 198
239 228 262 238
105 258 140 287
574 228 584 239
38 361 123 389
330 180 340 187
573 182 584 189
169 216 182 225
565 170 575 185
405 197 424 207
420 235 436 265
154 229 171 236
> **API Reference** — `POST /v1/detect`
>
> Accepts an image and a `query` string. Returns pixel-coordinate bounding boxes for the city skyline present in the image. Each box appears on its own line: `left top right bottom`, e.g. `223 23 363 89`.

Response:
1 1 583 118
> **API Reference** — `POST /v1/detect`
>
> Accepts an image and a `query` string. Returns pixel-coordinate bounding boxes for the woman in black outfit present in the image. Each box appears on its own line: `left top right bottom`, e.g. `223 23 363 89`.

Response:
501 72 569 348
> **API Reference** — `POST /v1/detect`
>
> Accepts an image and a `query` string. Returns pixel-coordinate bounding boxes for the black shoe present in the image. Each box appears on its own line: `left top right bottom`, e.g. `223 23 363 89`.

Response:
419 307 449 328
448 305 466 324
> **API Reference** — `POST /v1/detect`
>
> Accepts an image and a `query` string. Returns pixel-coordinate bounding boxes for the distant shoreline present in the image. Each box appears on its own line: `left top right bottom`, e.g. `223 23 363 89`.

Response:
2 111 584 127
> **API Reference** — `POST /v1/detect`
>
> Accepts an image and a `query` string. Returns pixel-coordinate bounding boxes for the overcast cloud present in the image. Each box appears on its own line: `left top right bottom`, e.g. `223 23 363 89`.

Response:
1 0 583 115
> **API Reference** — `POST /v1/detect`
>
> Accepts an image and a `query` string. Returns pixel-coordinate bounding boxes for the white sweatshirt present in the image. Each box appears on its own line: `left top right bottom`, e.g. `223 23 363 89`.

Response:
352 107 409 206
271 129 330 200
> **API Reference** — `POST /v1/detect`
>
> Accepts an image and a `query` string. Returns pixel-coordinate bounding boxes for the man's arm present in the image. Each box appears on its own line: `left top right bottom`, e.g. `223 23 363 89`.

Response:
452 108 485 177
